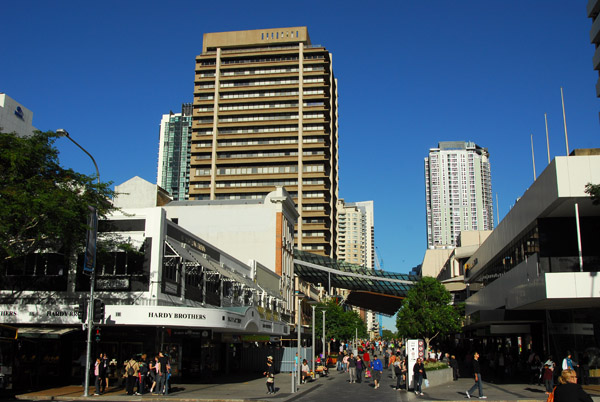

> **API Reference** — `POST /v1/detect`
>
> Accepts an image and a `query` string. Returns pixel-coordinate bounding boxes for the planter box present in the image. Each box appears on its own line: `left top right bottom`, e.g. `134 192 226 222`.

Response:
423 367 453 388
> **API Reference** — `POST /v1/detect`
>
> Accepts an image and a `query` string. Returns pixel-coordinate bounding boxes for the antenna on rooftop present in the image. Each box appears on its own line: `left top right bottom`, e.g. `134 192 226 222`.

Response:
531 134 537 181
544 113 551 164
561 87 570 156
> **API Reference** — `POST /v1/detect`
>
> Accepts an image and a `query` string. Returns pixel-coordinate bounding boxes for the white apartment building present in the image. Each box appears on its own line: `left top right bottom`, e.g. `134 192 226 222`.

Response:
425 141 493 248
336 199 378 335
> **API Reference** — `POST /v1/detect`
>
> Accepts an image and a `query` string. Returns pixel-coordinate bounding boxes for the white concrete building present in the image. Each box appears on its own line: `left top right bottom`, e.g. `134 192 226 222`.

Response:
0 93 37 137
463 151 600 359
425 141 493 248
115 176 298 313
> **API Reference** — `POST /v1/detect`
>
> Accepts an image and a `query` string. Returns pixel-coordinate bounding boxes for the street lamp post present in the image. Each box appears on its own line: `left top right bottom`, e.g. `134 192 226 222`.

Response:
56 129 99 397
292 292 305 393
322 310 326 361
309 303 317 377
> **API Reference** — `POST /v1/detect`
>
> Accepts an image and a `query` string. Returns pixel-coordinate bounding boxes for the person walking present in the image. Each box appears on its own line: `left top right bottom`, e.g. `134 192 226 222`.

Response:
393 357 406 390
413 357 426 396
466 352 486 399
123 355 139 395
371 354 383 389
355 355 363 383
263 356 276 394
542 363 554 395
562 351 577 371
347 353 357 383
553 368 593 402
389 352 397 379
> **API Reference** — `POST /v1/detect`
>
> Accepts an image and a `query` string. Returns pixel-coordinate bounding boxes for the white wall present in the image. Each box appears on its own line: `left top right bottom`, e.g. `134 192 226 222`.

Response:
165 203 277 271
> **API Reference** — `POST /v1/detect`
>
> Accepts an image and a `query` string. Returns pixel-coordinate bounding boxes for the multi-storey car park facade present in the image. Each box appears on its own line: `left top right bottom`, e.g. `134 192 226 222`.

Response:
191 27 339 258
425 141 494 249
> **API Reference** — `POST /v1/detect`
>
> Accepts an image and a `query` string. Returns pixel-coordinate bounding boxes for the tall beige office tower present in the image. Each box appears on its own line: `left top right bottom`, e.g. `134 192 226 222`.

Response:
425 141 493 248
191 27 339 257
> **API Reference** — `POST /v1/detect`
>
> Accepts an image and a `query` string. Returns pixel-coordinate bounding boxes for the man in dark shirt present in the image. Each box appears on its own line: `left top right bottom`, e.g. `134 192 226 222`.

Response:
156 351 169 394
466 352 486 399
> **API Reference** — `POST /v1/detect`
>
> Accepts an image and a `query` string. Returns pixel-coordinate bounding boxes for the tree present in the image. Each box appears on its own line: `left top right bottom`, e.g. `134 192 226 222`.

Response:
381 329 396 340
314 298 367 354
585 183 600 205
0 131 115 264
395 276 461 355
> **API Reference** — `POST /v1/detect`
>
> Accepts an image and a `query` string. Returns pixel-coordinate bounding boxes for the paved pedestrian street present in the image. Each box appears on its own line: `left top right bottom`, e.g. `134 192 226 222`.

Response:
13 368 600 402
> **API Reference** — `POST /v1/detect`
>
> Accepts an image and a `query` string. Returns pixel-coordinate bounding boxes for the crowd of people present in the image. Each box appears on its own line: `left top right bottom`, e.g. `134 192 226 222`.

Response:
90 351 172 396
260 339 596 401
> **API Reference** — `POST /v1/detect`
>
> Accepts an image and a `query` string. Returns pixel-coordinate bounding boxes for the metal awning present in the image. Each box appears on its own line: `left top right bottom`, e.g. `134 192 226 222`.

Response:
166 238 257 290
17 327 77 339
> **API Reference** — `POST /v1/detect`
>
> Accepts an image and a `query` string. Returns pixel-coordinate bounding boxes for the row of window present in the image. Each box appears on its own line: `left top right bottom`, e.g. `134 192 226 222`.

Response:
219 89 324 99
218 124 324 134
194 137 323 147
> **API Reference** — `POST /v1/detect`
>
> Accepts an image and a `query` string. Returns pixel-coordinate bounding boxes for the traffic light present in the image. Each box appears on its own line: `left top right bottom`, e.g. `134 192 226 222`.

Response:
77 301 87 323
94 328 101 342
93 299 105 322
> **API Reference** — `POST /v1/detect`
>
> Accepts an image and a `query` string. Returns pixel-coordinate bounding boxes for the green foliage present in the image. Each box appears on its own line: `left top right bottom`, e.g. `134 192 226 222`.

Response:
381 329 396 339
0 131 115 262
585 183 600 205
395 277 461 352
424 361 449 371
314 298 367 342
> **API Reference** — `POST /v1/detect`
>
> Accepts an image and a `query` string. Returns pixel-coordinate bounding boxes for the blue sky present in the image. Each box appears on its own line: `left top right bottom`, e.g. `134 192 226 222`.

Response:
2 1 598 329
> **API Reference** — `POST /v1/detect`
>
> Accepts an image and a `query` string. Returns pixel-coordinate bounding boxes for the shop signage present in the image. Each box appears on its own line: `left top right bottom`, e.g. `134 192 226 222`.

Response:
0 304 80 325
549 323 594 336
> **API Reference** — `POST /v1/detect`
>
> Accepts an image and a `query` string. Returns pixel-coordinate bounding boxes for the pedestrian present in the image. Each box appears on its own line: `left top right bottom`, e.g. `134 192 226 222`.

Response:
581 351 590 385
337 350 343 371
138 354 149 395
562 351 577 372
149 355 159 394
94 357 102 395
393 357 405 390
413 357 426 395
342 352 349 373
123 355 139 395
388 352 397 379
355 355 363 383
347 353 357 383
156 351 169 394
553 368 593 402
542 363 554 394
465 352 486 399
263 356 276 394
98 354 108 394
371 354 383 389
362 349 370 370
450 354 459 380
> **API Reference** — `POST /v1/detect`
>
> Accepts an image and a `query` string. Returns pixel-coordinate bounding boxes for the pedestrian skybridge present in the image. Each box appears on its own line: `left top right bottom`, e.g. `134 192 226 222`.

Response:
293 250 419 316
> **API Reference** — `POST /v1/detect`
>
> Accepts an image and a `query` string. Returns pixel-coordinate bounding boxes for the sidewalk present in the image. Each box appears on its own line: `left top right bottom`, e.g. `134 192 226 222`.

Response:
12 370 600 402
13 372 321 402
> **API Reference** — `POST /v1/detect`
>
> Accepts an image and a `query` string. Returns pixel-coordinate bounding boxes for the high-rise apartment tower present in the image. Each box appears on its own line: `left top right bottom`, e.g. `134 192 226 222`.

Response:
337 200 374 268
157 103 193 200
191 27 339 257
425 141 493 248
